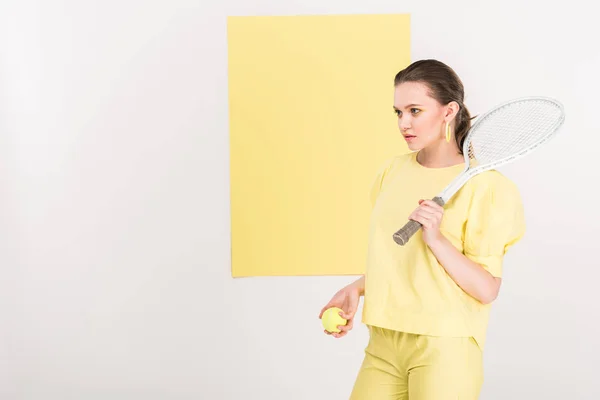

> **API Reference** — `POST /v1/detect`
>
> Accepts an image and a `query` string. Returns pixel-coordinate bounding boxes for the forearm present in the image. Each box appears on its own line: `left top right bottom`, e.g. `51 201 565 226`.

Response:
428 235 500 304
349 275 365 296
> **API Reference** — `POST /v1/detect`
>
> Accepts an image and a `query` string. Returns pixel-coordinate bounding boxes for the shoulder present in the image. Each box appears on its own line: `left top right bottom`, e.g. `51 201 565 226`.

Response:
373 152 413 178
462 170 527 260
369 153 412 207
461 170 524 216
466 169 521 197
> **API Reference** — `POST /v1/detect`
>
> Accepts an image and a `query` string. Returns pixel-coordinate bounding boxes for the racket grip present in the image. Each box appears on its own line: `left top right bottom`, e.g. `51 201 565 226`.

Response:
392 196 445 246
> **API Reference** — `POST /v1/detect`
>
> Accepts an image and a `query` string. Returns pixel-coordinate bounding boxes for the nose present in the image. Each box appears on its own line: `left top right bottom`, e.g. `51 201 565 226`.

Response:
398 115 411 132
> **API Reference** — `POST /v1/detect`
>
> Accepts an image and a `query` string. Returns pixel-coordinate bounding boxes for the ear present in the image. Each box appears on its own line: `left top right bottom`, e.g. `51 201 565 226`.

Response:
444 101 460 123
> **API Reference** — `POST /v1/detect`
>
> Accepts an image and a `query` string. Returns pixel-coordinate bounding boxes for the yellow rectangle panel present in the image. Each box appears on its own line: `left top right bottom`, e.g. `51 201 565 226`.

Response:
227 14 410 276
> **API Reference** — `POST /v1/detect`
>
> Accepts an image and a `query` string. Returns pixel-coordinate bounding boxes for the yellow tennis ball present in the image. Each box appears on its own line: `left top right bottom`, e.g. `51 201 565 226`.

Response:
322 307 347 333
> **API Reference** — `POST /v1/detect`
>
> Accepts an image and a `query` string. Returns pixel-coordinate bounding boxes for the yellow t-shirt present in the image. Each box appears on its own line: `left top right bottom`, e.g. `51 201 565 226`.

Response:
362 151 526 351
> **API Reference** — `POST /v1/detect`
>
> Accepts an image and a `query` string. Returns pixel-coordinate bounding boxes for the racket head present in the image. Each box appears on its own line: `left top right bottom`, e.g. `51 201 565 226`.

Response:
462 96 565 171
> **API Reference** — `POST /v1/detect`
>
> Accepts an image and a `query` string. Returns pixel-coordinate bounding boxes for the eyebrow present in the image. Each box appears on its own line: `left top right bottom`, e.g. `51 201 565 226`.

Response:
393 104 423 110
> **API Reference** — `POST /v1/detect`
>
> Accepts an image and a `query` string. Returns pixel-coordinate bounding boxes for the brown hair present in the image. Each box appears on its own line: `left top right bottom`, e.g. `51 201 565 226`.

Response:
394 59 474 153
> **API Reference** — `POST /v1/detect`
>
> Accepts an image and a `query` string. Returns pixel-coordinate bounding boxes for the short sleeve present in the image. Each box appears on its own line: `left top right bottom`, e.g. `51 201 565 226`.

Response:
369 157 397 209
463 175 526 278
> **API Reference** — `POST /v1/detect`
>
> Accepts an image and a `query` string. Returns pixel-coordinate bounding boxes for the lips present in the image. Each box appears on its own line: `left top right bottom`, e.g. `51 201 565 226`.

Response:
403 135 416 140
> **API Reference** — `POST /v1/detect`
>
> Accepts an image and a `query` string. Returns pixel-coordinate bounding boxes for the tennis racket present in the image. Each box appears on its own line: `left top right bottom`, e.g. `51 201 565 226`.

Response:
392 96 565 246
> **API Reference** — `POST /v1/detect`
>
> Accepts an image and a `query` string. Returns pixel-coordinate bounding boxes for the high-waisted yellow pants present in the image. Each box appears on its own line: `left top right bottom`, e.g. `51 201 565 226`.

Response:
350 325 483 400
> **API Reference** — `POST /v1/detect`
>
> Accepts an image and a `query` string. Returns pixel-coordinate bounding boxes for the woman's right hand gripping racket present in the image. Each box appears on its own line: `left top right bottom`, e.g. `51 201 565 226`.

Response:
393 96 565 246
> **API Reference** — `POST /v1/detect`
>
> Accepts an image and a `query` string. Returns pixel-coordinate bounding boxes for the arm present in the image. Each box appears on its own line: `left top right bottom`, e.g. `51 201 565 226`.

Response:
428 236 501 304
409 199 501 305
349 275 366 296
318 275 365 339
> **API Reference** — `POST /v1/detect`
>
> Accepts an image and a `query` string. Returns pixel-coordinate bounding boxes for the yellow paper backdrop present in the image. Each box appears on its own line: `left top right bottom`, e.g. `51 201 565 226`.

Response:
228 14 410 276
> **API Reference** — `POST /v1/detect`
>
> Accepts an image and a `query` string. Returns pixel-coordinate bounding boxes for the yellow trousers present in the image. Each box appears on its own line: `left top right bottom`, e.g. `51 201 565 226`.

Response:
350 326 483 400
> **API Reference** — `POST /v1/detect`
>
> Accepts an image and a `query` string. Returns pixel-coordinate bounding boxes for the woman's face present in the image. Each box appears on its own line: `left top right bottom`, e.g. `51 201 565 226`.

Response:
393 81 449 151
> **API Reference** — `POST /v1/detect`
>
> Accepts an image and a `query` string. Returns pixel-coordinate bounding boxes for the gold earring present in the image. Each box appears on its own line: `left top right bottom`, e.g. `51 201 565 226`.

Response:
445 122 451 143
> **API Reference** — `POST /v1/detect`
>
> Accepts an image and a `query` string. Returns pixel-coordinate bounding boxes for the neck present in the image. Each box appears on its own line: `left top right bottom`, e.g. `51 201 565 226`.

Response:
416 142 463 168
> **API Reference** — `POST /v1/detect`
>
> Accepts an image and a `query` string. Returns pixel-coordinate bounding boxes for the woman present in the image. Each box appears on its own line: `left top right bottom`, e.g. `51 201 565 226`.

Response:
318 59 526 399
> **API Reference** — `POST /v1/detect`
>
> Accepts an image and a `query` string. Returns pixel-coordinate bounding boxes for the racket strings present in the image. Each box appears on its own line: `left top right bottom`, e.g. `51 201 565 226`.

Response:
466 100 563 165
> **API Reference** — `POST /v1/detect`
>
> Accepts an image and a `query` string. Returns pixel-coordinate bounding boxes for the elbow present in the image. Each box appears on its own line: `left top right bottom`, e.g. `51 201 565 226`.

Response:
478 292 497 305
478 278 501 305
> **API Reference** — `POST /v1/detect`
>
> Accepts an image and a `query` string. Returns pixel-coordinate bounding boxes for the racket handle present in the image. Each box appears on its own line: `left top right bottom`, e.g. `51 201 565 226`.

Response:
392 196 445 246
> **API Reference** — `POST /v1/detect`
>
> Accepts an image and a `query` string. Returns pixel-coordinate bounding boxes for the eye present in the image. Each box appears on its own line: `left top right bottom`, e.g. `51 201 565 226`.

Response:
411 108 421 115
394 109 401 117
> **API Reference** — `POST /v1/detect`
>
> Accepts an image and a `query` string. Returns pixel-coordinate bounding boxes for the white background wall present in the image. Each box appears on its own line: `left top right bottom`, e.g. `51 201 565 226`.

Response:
1 1 598 399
